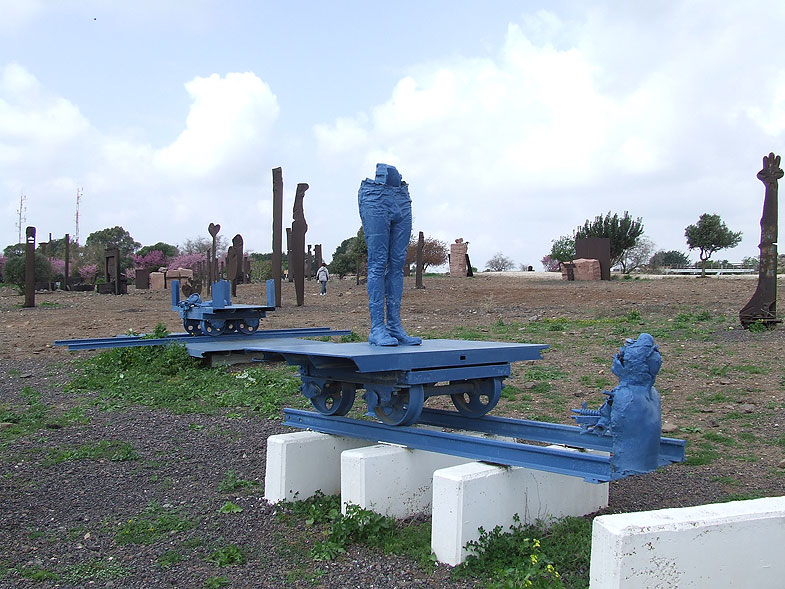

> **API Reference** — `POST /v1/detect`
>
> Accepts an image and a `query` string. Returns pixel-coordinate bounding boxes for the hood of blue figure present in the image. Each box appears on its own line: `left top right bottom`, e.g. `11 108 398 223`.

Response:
611 333 662 386
374 163 403 187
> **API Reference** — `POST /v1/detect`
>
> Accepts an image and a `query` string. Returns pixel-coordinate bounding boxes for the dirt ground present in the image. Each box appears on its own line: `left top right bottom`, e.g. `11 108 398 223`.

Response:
1 273 785 587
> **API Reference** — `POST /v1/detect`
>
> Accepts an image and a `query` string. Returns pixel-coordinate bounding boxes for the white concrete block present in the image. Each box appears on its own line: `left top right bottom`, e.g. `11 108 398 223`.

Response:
263 431 370 504
432 462 609 566
590 496 785 589
340 444 471 518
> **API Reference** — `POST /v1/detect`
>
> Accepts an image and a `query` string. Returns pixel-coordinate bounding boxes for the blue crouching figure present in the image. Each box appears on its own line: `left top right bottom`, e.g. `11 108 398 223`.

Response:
358 164 422 346
573 333 662 476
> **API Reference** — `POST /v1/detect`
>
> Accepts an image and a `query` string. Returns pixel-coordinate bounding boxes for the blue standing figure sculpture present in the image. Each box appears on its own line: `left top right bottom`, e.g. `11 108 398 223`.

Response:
359 164 422 346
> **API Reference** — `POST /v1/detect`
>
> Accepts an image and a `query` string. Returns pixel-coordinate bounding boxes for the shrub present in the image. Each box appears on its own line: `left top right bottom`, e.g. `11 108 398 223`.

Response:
3 254 52 292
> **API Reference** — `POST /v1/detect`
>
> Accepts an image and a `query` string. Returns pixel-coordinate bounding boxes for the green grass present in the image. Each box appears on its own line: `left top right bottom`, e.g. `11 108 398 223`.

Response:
452 515 591 588
206 544 246 567
115 501 196 545
44 440 140 465
218 469 259 493
0 387 91 441
67 342 303 417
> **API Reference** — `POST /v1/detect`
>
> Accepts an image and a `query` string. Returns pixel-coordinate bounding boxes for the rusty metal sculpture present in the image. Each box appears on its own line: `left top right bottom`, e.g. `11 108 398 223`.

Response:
272 167 284 306
226 233 243 297
740 152 783 328
24 226 35 308
291 183 309 306
415 231 425 289
208 222 221 295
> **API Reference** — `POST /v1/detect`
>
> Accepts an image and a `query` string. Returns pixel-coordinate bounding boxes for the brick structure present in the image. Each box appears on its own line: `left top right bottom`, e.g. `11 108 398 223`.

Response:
450 239 468 276
561 258 602 281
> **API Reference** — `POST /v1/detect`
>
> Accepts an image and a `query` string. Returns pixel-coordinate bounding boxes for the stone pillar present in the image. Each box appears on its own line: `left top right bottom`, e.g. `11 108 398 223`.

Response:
450 239 468 276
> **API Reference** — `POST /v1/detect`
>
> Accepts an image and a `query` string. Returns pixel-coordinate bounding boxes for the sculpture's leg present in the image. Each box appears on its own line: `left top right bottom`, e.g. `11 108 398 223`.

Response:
385 195 421 345
361 197 398 347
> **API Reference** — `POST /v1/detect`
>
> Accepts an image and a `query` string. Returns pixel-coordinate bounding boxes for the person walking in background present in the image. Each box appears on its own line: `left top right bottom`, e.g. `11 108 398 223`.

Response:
317 262 329 295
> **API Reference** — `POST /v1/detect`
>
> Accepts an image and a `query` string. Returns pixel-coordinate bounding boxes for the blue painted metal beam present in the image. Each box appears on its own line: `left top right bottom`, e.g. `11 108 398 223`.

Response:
284 408 616 483
416 408 685 467
227 338 546 373
54 327 350 352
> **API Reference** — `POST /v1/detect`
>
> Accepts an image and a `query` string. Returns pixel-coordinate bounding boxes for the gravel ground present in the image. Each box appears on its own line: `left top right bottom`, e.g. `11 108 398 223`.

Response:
2 276 785 587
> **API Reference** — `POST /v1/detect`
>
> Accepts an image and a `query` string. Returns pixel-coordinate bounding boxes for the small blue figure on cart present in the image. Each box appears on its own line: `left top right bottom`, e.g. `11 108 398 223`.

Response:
358 164 422 346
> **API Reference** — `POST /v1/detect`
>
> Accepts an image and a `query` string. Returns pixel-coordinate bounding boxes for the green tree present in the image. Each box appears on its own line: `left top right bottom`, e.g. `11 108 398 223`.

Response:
3 243 25 257
649 250 691 269
83 226 141 269
574 211 644 269
329 228 367 279
3 253 52 293
684 214 742 277
548 235 576 263
137 242 179 258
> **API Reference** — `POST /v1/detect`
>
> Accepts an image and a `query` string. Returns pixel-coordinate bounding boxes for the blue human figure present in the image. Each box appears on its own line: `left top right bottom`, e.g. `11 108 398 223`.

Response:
358 164 422 346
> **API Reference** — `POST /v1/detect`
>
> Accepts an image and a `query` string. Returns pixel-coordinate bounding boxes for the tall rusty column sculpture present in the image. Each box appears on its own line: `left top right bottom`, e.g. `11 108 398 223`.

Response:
415 231 425 289
291 183 309 306
740 152 783 327
358 164 421 346
24 226 36 308
272 167 283 307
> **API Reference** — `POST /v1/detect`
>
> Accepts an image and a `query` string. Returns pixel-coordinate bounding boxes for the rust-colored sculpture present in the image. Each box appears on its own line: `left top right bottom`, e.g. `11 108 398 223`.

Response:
208 222 221 295
226 234 243 297
740 152 783 328
291 183 309 306
272 167 283 307
415 231 425 289
24 226 35 308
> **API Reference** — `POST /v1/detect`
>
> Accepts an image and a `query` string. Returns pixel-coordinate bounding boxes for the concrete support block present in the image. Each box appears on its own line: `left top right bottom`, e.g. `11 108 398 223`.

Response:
340 444 471 518
263 431 369 504
590 496 785 588
432 462 609 566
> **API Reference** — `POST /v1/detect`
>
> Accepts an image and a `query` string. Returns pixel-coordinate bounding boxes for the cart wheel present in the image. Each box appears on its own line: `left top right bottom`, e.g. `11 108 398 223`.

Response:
310 382 356 416
237 318 260 335
450 378 502 418
224 320 239 334
183 319 201 336
373 385 424 426
200 319 225 337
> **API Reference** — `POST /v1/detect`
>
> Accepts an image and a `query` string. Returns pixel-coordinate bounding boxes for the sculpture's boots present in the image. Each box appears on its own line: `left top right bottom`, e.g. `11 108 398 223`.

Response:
368 299 398 346
386 301 422 345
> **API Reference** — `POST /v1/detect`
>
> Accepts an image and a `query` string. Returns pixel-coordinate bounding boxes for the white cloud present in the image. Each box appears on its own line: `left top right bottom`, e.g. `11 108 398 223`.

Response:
312 7 785 268
155 72 279 180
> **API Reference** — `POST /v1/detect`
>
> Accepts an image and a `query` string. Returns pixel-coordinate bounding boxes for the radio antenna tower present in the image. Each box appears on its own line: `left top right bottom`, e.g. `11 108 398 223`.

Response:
75 188 83 245
15 192 27 244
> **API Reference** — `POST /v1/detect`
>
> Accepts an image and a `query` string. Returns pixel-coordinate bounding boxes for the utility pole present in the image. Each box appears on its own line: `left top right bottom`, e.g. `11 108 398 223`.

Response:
16 192 26 244
75 187 83 245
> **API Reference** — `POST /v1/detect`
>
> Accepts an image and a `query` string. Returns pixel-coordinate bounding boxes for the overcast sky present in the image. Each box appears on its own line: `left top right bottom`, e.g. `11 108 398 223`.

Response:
2 1 784 269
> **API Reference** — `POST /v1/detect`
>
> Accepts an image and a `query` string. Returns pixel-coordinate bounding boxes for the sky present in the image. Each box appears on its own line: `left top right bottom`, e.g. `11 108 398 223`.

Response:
1 1 784 270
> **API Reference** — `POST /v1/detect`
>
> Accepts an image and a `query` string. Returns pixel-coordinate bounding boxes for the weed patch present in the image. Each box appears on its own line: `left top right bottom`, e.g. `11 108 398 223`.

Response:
218 469 259 493
67 344 302 417
45 440 140 465
206 544 246 567
115 502 196 545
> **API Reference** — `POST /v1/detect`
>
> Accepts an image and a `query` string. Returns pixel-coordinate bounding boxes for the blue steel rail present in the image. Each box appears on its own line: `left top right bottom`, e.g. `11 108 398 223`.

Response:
284 408 686 483
53 327 351 352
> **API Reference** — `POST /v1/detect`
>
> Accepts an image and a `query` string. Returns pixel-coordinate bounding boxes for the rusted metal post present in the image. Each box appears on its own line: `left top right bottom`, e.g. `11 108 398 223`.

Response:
208 222 220 296
415 231 425 289
24 226 35 307
740 152 783 327
291 183 309 306
314 244 323 269
272 167 283 307
64 234 70 291
286 228 293 282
